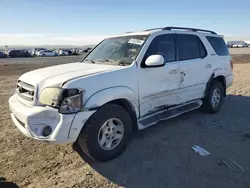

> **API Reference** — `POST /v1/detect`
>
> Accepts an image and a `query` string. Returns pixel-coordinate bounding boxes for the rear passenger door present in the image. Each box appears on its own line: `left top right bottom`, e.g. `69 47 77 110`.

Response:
177 33 211 103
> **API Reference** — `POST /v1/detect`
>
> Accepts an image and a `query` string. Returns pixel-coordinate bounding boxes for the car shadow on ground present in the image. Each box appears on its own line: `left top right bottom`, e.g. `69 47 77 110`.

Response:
0 177 19 188
73 94 250 188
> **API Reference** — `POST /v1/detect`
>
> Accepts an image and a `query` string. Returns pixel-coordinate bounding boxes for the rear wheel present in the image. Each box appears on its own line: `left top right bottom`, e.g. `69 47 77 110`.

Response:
77 104 132 162
41 54 46 57
202 80 224 113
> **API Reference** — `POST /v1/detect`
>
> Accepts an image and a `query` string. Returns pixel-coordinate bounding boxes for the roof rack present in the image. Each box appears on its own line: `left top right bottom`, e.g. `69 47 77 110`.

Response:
162 27 217 35
128 27 217 35
144 28 164 31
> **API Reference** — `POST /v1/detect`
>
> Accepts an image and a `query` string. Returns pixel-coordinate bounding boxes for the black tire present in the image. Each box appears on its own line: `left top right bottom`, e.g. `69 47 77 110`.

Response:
202 80 224 113
77 104 132 162
41 54 46 57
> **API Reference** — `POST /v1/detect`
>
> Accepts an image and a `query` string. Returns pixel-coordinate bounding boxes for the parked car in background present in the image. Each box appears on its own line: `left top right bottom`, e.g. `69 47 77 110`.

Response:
68 50 72 55
58 50 69 56
28 49 33 55
83 47 92 52
32 48 46 56
52 49 59 54
70 49 79 55
233 43 249 48
243 43 249 48
7 50 32 58
0 51 7 58
227 44 234 48
37 50 58 57
237 44 245 48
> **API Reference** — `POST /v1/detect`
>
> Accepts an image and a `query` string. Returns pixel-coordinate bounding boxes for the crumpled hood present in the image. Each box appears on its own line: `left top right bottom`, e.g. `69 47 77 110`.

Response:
19 62 122 91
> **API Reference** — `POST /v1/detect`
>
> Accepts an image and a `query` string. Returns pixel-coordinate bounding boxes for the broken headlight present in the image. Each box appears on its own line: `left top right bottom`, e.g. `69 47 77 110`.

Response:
39 88 84 114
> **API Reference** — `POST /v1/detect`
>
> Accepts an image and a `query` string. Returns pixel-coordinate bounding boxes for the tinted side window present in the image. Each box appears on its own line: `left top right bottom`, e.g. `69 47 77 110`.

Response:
206 36 229 56
144 34 176 63
177 34 200 61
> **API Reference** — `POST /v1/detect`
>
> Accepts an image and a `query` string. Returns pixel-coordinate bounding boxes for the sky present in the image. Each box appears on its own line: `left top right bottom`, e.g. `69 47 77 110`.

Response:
1 0 250 46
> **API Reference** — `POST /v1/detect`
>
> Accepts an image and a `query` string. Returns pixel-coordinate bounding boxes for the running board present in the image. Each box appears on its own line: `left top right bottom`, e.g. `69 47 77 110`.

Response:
138 100 202 130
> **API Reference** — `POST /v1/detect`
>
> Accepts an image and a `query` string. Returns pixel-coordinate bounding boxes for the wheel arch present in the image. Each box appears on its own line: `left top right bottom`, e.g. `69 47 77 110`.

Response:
84 87 139 131
214 76 226 97
205 73 226 98
106 99 138 132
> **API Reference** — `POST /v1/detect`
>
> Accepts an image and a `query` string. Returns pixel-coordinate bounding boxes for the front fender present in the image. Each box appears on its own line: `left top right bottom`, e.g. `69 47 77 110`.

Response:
68 87 138 140
84 86 139 117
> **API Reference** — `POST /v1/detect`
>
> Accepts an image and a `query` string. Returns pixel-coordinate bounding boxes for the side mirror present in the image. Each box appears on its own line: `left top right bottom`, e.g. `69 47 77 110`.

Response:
145 55 165 67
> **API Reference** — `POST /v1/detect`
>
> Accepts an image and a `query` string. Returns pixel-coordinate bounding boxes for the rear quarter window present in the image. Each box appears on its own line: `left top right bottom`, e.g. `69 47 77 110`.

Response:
206 36 229 56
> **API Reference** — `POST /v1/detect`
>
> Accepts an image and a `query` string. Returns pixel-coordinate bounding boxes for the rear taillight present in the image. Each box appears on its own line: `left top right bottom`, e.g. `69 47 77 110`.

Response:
230 59 233 70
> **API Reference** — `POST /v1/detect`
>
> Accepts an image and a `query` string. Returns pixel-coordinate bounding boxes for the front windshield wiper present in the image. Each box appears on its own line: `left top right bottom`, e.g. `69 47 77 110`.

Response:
98 59 132 66
85 59 131 66
118 61 127 66
98 59 114 63
98 59 120 65
83 59 95 64
118 60 132 66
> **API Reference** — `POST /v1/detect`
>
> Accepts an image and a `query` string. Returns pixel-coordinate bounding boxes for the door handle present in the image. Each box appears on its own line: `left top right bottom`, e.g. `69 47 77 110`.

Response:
169 69 180 74
205 64 212 68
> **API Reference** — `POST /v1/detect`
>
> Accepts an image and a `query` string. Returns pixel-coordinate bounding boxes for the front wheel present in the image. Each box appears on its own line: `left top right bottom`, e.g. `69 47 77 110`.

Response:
77 104 132 162
202 80 224 113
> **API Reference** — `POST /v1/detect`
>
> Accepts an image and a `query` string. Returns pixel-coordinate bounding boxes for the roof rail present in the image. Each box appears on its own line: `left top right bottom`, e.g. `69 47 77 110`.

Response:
144 28 163 31
162 27 217 35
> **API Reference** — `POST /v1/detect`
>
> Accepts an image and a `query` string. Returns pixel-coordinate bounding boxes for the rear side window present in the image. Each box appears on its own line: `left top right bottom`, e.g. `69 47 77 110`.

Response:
178 34 208 61
206 36 229 56
144 34 176 63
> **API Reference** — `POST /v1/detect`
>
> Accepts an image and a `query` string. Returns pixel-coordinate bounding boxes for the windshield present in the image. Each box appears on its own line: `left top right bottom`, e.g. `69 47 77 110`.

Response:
82 35 148 65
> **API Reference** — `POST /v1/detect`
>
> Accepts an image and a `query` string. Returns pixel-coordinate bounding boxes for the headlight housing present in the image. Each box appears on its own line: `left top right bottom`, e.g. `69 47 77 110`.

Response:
39 88 61 107
39 88 84 114
59 93 83 114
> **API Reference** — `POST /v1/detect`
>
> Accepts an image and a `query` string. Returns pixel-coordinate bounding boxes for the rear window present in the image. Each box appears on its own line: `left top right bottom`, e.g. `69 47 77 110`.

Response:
206 36 229 56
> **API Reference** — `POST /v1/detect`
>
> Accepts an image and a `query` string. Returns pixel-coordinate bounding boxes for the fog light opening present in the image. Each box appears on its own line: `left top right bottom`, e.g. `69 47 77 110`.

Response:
42 126 52 137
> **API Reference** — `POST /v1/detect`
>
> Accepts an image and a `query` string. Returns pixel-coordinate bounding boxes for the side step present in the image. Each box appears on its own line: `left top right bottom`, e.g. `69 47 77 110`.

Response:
138 100 202 130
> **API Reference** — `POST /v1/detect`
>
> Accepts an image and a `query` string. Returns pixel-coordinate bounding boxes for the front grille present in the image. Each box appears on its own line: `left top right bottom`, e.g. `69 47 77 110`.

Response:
16 80 35 101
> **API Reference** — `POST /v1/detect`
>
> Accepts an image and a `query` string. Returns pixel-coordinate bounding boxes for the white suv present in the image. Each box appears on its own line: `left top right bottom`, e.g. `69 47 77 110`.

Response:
9 27 233 162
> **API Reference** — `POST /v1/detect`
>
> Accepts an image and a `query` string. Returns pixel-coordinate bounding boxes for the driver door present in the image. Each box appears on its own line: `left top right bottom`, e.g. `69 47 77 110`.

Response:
138 33 181 117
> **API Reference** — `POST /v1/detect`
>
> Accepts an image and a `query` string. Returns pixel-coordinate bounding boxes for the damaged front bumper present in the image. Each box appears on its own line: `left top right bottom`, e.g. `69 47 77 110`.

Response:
9 94 95 144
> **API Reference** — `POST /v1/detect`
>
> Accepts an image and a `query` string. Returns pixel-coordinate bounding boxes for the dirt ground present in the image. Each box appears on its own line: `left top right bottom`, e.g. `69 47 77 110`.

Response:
1 54 250 188
229 48 250 55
